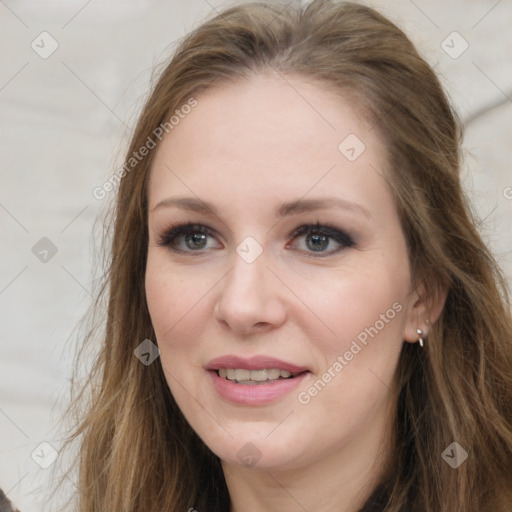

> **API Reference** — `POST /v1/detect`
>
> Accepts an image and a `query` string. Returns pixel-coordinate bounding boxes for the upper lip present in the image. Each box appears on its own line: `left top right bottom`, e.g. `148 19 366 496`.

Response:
205 355 310 373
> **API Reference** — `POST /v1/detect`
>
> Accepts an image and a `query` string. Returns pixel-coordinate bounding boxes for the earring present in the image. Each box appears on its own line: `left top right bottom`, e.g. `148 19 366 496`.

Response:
416 329 424 347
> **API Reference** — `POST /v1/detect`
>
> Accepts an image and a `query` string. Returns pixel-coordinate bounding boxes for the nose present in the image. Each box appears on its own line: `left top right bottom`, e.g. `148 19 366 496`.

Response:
213 250 287 335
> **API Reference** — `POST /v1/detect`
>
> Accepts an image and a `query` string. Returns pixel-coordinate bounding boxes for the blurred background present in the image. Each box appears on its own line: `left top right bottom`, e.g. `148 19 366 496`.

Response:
1 0 511 510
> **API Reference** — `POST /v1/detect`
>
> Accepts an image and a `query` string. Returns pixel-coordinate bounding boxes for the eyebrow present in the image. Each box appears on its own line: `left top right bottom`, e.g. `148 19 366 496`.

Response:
151 196 371 219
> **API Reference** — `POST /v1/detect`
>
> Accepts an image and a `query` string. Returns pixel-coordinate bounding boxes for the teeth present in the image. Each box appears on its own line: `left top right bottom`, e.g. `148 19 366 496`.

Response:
217 368 295 382
266 368 280 379
250 369 267 381
235 369 250 381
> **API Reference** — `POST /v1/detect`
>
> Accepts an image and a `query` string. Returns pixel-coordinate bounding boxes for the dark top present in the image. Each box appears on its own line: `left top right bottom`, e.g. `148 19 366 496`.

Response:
0 489 21 512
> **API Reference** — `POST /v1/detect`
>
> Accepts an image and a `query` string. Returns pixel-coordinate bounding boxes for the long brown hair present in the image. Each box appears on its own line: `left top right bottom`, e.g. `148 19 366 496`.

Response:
61 1 512 510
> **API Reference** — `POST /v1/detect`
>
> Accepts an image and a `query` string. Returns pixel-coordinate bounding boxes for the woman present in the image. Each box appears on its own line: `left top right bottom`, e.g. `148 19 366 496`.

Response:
63 1 512 511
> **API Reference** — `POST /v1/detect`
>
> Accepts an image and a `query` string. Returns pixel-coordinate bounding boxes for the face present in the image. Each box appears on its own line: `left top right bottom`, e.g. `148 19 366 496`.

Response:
145 73 422 474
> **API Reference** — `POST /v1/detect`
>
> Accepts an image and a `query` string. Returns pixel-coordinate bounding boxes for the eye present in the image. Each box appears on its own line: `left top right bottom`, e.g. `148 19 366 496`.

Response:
156 222 221 254
156 221 355 257
287 222 355 257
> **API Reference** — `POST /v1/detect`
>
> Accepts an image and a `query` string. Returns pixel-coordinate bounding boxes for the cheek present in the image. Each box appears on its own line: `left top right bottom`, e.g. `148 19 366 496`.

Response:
291 267 407 442
145 256 206 352
145 256 211 412
303 262 409 355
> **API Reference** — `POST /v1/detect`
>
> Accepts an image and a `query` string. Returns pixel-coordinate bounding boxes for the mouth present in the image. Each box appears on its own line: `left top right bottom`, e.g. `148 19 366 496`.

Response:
205 355 311 405
214 368 308 385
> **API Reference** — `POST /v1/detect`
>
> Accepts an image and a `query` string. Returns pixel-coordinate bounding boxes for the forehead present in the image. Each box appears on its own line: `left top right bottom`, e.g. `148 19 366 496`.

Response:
148 73 392 218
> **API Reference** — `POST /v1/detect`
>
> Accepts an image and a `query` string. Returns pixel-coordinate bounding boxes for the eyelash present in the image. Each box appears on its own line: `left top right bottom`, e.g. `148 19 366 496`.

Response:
156 221 355 257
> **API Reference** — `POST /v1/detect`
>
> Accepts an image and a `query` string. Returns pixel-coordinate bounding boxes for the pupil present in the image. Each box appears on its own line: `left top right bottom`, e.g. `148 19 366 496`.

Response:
308 233 328 251
186 233 206 249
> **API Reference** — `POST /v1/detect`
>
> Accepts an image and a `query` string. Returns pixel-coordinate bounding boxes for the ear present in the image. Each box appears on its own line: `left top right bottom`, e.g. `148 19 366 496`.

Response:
403 282 447 344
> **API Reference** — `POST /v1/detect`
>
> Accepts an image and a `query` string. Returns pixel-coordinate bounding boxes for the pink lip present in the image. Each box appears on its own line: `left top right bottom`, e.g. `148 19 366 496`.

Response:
205 355 311 405
207 369 310 405
205 355 309 373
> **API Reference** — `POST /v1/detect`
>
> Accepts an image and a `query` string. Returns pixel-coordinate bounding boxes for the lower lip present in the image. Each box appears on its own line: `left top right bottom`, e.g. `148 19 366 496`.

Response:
207 370 310 405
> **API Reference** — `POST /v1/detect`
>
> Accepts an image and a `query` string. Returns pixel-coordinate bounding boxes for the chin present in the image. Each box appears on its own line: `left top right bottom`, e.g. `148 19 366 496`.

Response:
204 433 306 471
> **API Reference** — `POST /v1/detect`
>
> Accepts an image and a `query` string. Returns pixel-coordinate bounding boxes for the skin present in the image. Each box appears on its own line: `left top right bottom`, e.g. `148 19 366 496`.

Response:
145 73 435 512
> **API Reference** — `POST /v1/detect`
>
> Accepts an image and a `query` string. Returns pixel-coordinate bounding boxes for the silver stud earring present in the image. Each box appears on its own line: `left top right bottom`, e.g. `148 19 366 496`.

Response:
416 328 424 347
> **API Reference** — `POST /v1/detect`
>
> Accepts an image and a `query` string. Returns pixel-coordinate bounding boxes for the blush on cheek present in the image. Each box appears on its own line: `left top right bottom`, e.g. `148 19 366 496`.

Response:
145 263 185 331
319 282 404 351
158 304 200 360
